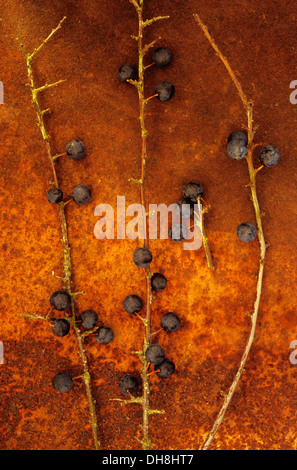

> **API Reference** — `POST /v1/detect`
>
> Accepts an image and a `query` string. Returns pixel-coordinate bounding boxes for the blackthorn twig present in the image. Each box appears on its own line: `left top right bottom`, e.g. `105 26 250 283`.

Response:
194 13 267 450
18 18 100 450
126 0 169 450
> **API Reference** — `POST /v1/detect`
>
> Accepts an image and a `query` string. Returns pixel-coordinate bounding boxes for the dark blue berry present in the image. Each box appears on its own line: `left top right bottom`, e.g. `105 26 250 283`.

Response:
95 327 114 344
155 82 175 102
169 223 188 242
227 131 247 145
52 372 73 393
175 199 194 219
50 290 71 311
237 222 257 242
51 318 70 337
118 64 138 83
145 344 165 365
152 47 172 67
183 181 204 202
119 375 139 396
123 295 143 314
46 188 63 204
161 312 180 333
151 273 167 292
72 184 91 205
66 140 86 160
155 359 175 378
80 310 98 329
133 247 153 268
259 145 280 168
227 139 248 160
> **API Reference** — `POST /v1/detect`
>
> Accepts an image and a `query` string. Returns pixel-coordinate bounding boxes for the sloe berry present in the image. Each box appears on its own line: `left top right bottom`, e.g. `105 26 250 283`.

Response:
183 181 204 202
237 222 257 242
51 318 70 337
145 344 165 365
66 140 86 160
52 372 73 393
161 312 180 333
175 198 194 219
259 145 280 168
155 359 175 378
118 64 138 83
80 310 98 330
72 184 91 205
46 188 63 204
227 139 248 160
95 327 114 344
152 47 172 67
123 295 143 314
151 273 167 292
155 82 175 102
119 375 139 396
169 224 188 242
133 247 153 268
227 131 247 145
50 290 71 311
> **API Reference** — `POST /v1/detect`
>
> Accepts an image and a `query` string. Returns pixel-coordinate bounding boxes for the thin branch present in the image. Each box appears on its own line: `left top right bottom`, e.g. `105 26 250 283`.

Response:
128 0 169 450
29 16 67 60
194 13 266 450
18 18 100 451
143 16 170 28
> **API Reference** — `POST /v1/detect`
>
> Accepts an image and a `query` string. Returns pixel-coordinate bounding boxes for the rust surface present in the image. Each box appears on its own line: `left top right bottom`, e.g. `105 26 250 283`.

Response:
1 0 297 450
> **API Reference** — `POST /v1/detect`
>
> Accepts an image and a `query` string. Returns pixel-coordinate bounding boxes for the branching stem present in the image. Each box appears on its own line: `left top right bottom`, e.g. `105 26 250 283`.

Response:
128 0 168 450
194 13 266 450
18 19 100 451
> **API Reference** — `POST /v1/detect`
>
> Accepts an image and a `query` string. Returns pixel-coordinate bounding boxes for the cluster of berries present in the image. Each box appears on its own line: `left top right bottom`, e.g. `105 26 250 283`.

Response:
227 131 280 242
46 141 113 392
169 181 204 242
118 47 175 102
50 291 114 392
120 248 180 396
46 140 91 205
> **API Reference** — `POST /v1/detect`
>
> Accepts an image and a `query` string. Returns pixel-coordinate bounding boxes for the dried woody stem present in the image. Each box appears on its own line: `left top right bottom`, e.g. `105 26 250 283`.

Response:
194 14 267 450
17 18 100 450
127 0 168 450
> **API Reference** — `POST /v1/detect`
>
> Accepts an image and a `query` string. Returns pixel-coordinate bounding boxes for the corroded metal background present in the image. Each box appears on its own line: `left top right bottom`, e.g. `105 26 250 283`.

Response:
1 0 297 450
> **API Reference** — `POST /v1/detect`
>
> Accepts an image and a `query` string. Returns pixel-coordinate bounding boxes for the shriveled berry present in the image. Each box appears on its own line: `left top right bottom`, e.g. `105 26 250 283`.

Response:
169 223 188 242
151 273 167 292
46 188 63 204
152 47 172 67
133 247 153 268
51 318 70 337
52 372 73 393
80 310 98 329
66 140 86 160
72 184 91 205
119 375 139 396
118 64 138 83
183 181 204 202
155 82 175 102
145 344 165 365
123 295 142 314
227 131 247 145
155 359 175 378
161 312 180 332
95 327 114 344
175 198 194 218
259 145 280 168
227 139 248 160
237 222 257 242
50 290 71 311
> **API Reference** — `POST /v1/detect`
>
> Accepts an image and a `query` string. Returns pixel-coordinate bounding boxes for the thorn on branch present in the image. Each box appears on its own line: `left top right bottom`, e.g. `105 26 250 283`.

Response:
143 16 170 28
35 79 66 94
